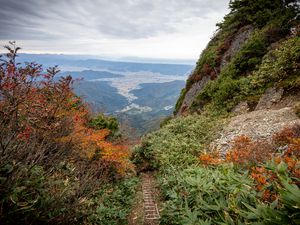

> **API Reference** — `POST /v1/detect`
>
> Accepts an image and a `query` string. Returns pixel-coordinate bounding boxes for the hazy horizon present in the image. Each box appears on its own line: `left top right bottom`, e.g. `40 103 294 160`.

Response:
0 0 229 61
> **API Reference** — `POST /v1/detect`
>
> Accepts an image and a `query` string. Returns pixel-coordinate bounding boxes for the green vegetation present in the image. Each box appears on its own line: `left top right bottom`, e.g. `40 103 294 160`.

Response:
133 1 300 224
87 177 139 225
88 113 119 135
133 113 226 171
174 88 187 113
133 113 300 224
1 163 139 225
175 0 299 114
158 165 257 224
192 36 300 113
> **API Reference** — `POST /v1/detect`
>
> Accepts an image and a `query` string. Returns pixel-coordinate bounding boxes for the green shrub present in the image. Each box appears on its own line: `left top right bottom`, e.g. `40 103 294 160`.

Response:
132 113 225 172
224 0 299 29
88 114 119 135
174 88 187 114
250 37 300 89
158 165 259 225
86 177 139 225
160 116 173 128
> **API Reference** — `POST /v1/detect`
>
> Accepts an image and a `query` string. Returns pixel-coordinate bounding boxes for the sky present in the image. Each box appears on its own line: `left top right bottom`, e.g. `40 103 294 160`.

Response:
0 0 229 62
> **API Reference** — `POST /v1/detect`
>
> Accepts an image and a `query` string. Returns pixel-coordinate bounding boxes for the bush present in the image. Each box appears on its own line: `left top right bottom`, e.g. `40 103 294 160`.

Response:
251 37 300 89
174 88 187 114
132 113 225 171
158 165 259 225
88 113 119 135
0 43 135 224
86 177 139 225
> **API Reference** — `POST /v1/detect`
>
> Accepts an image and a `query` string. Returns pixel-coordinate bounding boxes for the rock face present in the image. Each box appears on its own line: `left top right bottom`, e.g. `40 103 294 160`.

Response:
210 107 300 155
255 87 284 110
232 101 250 115
177 25 254 116
178 75 210 114
220 25 254 69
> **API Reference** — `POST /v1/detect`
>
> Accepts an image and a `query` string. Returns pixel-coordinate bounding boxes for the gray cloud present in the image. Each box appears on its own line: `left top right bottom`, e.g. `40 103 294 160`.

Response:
0 0 229 40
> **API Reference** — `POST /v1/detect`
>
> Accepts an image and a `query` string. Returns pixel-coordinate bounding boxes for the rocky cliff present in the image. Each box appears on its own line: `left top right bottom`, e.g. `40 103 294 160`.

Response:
173 0 300 154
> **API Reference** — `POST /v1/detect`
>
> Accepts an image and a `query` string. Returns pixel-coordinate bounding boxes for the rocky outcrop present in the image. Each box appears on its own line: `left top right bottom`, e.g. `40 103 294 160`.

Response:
210 107 300 155
232 101 250 115
255 87 284 110
178 75 210 114
177 25 254 115
220 25 254 69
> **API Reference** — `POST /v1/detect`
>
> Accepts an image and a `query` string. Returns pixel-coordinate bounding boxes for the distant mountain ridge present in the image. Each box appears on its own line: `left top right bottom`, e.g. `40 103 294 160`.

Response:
18 53 194 75
16 53 192 135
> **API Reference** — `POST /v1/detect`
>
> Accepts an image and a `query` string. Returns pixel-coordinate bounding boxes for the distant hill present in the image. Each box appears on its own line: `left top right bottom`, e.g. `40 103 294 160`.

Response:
59 70 124 80
18 54 194 75
73 81 128 113
17 54 192 134
131 80 185 109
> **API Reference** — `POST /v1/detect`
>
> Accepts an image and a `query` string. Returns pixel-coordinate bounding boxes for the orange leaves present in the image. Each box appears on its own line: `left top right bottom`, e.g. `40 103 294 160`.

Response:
272 125 300 146
60 109 133 175
199 152 223 166
226 135 273 165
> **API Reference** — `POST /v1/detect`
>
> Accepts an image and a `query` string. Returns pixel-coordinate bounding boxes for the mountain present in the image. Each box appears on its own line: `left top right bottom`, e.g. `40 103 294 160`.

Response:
72 80 128 113
117 80 185 136
17 54 193 134
60 70 124 80
133 1 300 224
18 54 193 75
131 81 185 109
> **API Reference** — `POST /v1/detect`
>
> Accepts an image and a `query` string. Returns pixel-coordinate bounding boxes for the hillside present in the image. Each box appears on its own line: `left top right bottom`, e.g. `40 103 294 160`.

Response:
16 55 192 135
132 0 300 224
1 0 300 225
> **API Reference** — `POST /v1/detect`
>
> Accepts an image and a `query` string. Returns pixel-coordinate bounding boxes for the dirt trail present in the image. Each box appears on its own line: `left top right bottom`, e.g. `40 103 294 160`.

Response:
142 173 160 224
129 173 160 225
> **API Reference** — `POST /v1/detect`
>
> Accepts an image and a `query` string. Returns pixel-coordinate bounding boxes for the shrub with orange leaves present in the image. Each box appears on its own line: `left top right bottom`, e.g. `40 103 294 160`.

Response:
226 135 274 166
61 108 133 174
0 42 136 224
199 151 223 166
273 124 300 146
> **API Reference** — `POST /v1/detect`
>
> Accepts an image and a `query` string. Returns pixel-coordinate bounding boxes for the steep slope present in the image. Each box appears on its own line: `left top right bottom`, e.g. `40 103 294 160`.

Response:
175 0 299 115
133 1 300 224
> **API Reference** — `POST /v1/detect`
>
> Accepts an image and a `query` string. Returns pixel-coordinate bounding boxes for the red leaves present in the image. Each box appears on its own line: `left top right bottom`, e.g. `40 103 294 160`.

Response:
17 126 33 141
0 43 133 179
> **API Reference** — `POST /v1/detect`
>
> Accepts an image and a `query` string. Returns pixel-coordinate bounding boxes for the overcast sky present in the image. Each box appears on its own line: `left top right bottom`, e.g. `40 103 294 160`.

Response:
0 0 229 61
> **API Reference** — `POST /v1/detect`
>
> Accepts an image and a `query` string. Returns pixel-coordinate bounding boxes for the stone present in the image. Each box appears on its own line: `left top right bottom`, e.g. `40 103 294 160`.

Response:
232 101 249 115
255 87 284 110
210 107 300 155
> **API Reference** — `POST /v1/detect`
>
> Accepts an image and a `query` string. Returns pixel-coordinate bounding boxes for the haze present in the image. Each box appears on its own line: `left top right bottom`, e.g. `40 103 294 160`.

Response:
0 0 229 61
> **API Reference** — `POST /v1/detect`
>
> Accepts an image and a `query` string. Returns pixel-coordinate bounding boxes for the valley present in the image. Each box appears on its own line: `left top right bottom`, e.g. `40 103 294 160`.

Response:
18 54 193 136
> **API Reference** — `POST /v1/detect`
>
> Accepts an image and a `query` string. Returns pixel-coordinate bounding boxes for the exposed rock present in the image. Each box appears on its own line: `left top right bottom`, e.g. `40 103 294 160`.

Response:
210 107 300 155
177 26 254 116
220 25 254 69
232 101 250 115
178 75 210 114
255 87 284 110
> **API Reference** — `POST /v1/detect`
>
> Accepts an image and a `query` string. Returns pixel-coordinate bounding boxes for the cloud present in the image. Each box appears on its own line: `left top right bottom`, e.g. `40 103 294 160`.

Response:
0 0 230 59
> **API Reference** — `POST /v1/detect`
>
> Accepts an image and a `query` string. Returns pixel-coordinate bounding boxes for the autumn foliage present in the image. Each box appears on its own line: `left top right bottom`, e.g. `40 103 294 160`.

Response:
0 42 133 224
0 42 132 174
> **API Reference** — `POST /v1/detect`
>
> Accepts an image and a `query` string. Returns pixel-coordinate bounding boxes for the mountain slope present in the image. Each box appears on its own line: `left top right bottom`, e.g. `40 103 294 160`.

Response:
133 1 300 224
